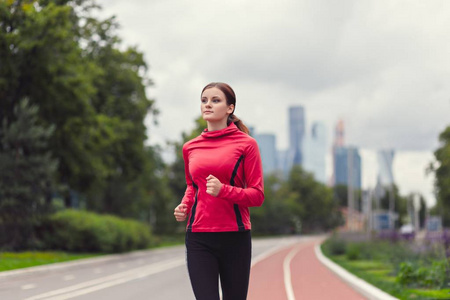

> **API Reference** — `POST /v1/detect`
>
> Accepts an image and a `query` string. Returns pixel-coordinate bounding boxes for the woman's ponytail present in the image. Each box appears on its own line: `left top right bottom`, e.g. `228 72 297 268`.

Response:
228 114 249 135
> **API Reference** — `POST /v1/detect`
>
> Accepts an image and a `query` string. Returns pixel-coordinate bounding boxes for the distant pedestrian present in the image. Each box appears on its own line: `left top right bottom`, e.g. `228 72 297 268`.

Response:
174 82 264 300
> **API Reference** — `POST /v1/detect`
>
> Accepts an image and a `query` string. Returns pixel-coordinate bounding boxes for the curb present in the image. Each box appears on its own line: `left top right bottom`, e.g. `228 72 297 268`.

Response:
0 245 184 280
314 243 399 300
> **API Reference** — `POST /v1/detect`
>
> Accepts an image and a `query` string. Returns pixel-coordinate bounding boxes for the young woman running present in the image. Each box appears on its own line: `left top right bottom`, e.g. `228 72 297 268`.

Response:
174 82 264 300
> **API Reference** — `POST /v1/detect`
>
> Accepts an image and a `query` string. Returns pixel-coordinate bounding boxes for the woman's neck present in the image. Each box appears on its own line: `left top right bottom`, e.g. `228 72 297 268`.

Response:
207 120 228 132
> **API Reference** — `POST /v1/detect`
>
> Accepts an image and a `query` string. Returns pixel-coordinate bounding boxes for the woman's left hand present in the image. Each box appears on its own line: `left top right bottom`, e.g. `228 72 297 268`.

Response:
206 174 222 197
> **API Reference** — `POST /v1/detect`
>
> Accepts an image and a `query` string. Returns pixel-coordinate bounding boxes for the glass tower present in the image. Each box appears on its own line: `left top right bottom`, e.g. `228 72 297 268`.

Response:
334 146 362 189
304 122 327 183
288 106 305 171
254 133 277 175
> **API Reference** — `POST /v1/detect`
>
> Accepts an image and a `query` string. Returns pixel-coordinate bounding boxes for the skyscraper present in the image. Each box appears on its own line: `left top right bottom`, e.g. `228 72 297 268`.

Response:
277 149 289 176
304 122 327 183
288 106 305 171
331 119 345 185
334 146 362 189
375 149 396 212
254 133 277 175
377 149 395 186
334 119 345 147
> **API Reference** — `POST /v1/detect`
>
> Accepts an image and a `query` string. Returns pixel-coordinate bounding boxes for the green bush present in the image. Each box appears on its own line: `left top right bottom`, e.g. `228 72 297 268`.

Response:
346 243 361 260
41 209 155 253
323 235 347 255
397 262 416 286
397 260 449 289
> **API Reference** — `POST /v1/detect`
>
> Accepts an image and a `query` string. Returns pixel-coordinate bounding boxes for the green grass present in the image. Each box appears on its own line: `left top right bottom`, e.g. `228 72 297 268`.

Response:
407 288 450 299
0 234 187 273
0 252 101 272
321 243 450 300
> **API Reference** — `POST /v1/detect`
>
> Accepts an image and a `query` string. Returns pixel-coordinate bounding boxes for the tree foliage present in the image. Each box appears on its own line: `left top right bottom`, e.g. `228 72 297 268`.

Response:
0 0 169 250
0 99 58 249
0 0 156 217
251 166 342 234
432 126 450 226
333 184 362 211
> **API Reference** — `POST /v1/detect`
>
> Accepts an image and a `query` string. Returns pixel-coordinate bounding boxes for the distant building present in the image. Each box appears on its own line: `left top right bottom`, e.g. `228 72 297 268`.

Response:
254 133 277 175
277 149 289 177
287 106 305 172
334 119 345 147
333 146 362 189
304 122 327 183
331 119 345 185
374 149 396 212
377 149 395 186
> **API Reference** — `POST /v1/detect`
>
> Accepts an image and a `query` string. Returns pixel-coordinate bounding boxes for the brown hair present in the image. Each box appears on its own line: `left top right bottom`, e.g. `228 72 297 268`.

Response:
201 82 249 134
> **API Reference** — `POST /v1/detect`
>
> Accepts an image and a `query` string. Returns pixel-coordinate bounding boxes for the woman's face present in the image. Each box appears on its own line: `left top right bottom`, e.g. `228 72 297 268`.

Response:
201 87 234 124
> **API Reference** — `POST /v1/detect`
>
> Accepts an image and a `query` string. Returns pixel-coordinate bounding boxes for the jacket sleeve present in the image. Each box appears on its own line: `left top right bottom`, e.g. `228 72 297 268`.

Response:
217 139 264 207
180 144 195 214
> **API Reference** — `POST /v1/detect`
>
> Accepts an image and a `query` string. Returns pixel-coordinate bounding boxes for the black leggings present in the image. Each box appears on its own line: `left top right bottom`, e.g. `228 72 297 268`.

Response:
185 231 252 300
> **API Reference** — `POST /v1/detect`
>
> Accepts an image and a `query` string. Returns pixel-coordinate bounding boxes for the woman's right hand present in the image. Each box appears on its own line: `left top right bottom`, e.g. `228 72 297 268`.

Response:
174 203 188 222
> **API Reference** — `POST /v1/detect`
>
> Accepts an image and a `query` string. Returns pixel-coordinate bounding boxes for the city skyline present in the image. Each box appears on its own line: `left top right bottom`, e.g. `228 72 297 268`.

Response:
252 107 434 207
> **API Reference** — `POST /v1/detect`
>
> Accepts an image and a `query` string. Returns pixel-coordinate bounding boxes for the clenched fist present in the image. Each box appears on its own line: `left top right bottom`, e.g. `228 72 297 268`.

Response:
174 203 188 222
206 174 222 197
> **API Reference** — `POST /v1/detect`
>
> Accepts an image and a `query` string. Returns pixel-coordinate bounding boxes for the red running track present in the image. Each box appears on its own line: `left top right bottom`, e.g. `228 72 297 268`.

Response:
248 237 366 300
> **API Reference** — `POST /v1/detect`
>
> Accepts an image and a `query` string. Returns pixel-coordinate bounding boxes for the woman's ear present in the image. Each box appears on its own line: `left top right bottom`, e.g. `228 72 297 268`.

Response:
227 104 235 114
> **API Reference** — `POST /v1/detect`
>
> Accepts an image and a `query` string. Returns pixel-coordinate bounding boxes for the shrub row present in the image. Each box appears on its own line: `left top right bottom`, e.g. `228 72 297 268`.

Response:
323 233 450 290
40 209 155 253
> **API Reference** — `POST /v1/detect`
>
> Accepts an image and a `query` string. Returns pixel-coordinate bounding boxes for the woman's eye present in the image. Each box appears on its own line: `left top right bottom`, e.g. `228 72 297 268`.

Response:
213 99 220 103
201 99 207 103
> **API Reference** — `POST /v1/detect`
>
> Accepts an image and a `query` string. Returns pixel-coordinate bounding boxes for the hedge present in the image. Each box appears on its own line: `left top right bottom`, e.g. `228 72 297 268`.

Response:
41 209 155 253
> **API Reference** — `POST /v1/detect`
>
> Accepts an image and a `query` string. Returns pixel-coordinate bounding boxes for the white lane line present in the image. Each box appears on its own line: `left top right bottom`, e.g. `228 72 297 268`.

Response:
21 284 37 290
251 240 299 267
63 275 75 281
24 258 185 300
283 245 301 300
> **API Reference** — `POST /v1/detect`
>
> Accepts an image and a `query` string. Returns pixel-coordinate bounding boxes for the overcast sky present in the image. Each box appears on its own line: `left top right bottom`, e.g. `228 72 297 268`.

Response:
96 0 449 207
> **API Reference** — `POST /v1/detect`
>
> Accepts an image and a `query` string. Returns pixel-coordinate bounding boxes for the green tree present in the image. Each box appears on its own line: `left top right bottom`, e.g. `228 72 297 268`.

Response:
0 1 156 217
0 99 58 249
143 145 178 235
279 166 342 233
251 174 293 235
431 126 450 226
333 184 362 211
418 195 426 229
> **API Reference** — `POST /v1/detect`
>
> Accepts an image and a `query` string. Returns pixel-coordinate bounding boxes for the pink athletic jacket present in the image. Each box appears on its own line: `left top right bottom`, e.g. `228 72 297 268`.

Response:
181 122 264 232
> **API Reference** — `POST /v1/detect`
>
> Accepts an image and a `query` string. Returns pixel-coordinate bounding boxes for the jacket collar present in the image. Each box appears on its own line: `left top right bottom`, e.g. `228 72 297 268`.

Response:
201 122 238 138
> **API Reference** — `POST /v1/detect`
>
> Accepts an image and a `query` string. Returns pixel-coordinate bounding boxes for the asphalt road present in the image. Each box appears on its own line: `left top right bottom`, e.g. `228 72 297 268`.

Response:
0 236 303 300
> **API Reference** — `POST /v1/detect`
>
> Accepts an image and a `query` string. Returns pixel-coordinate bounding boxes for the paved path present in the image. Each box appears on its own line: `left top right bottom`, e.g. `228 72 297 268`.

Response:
0 236 375 299
248 236 366 300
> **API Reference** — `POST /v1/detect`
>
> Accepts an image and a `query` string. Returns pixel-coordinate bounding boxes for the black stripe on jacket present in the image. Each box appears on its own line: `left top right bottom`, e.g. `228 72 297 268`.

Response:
231 155 245 231
187 177 198 232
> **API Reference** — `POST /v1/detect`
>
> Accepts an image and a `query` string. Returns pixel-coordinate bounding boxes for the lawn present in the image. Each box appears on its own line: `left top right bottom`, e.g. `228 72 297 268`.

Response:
0 252 101 272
